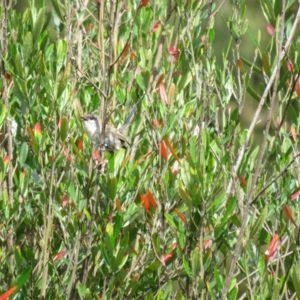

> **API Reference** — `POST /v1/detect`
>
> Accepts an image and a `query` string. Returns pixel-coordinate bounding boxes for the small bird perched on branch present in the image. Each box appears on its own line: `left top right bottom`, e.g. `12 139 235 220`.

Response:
81 105 137 152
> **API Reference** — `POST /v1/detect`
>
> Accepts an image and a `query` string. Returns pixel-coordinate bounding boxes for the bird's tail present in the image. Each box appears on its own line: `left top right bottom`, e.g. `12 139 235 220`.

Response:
123 104 137 126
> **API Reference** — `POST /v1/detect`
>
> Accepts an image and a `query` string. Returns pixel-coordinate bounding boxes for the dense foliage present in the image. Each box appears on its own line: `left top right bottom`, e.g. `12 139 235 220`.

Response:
1 0 300 299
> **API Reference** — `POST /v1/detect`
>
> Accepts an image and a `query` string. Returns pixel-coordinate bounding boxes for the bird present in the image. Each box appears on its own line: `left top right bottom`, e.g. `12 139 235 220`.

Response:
81 105 137 151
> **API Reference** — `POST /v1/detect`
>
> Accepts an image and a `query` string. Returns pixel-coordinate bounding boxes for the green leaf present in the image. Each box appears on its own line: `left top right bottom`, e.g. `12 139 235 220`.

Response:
14 52 23 78
28 51 42 75
57 62 71 99
16 266 32 288
52 0 64 21
261 52 271 77
136 74 146 90
214 267 224 289
109 177 117 200
56 39 67 73
77 284 87 297
59 117 68 141
19 142 29 166
33 8 46 43
0 103 6 126
23 32 33 62
221 196 236 227
292 262 300 299
228 285 238 300
246 86 260 101
191 247 200 278
250 207 268 239
183 255 191 277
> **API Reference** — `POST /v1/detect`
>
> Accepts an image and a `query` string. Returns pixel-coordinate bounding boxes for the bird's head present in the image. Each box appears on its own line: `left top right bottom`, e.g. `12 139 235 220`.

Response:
81 114 100 140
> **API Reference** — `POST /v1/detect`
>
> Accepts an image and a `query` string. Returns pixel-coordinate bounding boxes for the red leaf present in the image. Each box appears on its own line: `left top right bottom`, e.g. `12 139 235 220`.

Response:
265 234 279 262
169 45 180 55
77 138 83 151
140 0 149 7
239 175 247 187
151 20 161 33
58 117 63 129
266 23 275 36
159 83 169 105
147 191 157 209
0 286 17 300
287 59 294 73
171 160 179 176
34 122 42 134
152 119 162 128
291 189 300 201
175 208 187 224
5 72 12 83
115 198 122 212
63 143 72 161
295 77 300 98
53 250 67 262
237 59 245 72
198 239 213 250
159 141 168 161
163 252 173 264
119 43 130 64
164 136 180 161
283 204 296 226
141 193 150 211
290 125 297 142
3 155 11 164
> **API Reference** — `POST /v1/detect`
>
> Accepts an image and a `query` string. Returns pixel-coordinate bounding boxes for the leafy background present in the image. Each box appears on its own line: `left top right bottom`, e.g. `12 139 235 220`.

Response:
1 0 300 299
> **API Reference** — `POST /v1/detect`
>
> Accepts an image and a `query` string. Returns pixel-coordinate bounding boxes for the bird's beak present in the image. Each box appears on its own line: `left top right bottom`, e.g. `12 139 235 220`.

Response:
80 116 86 121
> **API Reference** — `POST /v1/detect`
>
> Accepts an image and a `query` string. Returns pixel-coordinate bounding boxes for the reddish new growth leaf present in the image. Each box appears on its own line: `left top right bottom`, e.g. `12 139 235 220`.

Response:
295 76 300 98
169 45 180 63
290 125 297 142
287 59 294 73
140 0 149 7
53 250 67 262
3 155 11 164
169 45 180 55
175 208 186 224
163 252 173 264
266 23 275 36
77 138 83 151
198 239 213 250
5 72 12 83
141 193 149 211
34 122 42 134
62 194 69 207
239 175 247 187
159 141 168 161
119 43 130 64
237 59 245 72
151 20 161 33
115 198 122 212
283 204 296 226
152 119 162 128
63 143 72 162
164 137 180 161
0 286 17 300
171 160 179 176
58 117 63 129
159 83 169 105
141 191 157 211
291 189 300 201
265 234 279 263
